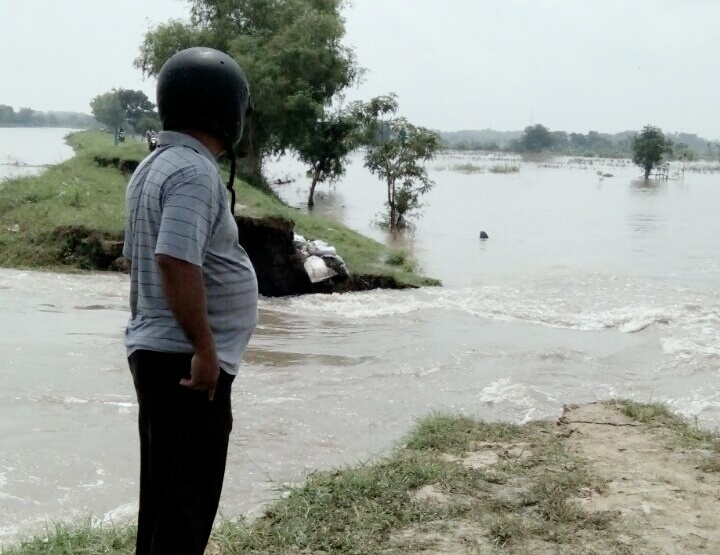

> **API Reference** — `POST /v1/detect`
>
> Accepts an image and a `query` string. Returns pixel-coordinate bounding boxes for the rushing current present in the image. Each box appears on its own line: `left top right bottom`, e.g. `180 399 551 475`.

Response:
2 130 720 541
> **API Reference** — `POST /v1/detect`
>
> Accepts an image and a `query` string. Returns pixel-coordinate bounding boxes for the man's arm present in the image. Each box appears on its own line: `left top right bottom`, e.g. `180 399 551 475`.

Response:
156 254 219 400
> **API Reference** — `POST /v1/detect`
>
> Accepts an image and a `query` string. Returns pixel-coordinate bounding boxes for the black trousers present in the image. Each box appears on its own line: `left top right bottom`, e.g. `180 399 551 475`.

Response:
128 350 235 555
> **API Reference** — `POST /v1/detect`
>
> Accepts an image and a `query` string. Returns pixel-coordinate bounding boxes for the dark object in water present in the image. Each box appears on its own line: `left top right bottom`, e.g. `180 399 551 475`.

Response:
479 231 489 239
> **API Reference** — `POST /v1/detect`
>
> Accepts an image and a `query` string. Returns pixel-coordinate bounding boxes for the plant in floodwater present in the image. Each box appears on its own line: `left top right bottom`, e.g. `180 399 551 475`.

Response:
632 125 673 179
354 95 440 232
452 162 486 173
489 163 520 174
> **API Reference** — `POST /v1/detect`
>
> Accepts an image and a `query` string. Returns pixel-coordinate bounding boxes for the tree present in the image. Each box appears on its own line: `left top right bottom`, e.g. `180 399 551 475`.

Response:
135 0 360 184
632 125 673 179
549 131 569 152
673 142 697 161
136 113 161 135
90 92 125 141
295 104 360 208
519 124 551 152
117 89 156 132
355 95 440 232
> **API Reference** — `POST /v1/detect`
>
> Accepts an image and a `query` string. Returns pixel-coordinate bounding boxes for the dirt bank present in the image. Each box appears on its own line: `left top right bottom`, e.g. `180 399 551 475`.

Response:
10 401 717 554
386 401 720 554
560 402 720 554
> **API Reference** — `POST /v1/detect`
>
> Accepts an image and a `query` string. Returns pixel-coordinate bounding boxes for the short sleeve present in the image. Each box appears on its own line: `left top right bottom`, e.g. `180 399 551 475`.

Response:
155 171 218 266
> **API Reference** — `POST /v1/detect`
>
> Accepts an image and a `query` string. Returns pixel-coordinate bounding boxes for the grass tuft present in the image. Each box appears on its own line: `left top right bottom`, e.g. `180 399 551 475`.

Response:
404 413 526 454
609 399 720 449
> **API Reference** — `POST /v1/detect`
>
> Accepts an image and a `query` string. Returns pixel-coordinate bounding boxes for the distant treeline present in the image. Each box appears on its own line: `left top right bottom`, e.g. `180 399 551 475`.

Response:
0 104 96 129
441 126 718 160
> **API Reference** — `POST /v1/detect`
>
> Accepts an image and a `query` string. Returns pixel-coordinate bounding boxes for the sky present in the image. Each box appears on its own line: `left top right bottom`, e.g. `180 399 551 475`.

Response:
1 0 718 137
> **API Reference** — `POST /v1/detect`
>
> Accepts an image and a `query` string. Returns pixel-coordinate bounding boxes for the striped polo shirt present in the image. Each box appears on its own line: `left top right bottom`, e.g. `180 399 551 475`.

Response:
123 131 258 375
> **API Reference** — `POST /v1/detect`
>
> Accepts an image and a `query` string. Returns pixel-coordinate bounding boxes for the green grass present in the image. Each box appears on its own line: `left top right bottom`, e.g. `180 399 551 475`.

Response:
3 413 639 554
0 131 437 286
609 399 720 447
403 413 526 454
609 399 720 474
1 520 136 554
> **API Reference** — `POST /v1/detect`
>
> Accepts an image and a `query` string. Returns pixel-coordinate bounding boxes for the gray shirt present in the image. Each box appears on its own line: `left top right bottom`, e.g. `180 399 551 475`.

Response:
123 131 258 375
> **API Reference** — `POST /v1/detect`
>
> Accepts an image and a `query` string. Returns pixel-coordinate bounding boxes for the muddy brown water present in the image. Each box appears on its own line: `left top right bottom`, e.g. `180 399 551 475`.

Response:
2 131 720 541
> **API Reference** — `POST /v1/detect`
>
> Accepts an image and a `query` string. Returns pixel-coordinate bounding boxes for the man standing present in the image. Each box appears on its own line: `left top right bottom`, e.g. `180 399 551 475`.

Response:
123 47 258 555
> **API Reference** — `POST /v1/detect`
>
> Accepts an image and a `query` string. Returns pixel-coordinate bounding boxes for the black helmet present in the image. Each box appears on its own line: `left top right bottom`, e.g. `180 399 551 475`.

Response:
157 47 251 149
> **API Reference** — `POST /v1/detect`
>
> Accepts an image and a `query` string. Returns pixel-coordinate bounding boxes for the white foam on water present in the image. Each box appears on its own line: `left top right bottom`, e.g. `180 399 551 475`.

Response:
89 502 138 528
478 378 549 423
63 396 89 404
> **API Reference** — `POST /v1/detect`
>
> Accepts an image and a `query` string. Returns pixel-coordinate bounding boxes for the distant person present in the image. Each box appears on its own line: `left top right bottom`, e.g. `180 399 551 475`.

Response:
122 47 258 555
146 129 158 152
118 127 125 142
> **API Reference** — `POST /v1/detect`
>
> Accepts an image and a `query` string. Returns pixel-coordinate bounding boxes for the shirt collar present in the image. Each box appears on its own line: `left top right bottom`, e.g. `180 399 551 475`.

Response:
157 131 217 164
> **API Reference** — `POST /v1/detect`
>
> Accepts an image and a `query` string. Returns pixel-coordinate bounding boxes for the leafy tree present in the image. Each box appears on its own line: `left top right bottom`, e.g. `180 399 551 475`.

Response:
135 0 359 184
549 131 569 152
295 104 360 208
519 124 551 152
117 89 156 132
90 92 125 141
632 125 673 179
136 113 161 135
355 95 440 232
0 104 95 128
673 142 696 161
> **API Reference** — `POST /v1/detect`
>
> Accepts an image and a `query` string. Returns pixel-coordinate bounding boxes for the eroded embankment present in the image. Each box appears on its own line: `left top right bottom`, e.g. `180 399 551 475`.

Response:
7 401 720 554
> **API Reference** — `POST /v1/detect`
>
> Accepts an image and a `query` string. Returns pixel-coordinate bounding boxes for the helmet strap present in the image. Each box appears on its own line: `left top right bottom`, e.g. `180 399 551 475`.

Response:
227 153 237 216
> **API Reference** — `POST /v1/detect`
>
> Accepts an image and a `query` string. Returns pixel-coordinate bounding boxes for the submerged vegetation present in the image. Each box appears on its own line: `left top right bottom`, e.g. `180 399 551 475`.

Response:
488 163 520 174
7 400 720 554
441 125 717 161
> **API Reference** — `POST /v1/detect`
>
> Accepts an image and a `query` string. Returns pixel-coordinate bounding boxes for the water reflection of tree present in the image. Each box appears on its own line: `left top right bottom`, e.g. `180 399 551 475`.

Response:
630 178 667 196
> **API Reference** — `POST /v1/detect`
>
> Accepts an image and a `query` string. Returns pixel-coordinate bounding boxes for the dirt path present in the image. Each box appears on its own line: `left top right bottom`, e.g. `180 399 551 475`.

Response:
559 403 720 554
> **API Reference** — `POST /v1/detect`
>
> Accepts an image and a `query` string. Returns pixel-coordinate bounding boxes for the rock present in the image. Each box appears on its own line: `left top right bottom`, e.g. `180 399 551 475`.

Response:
479 231 489 239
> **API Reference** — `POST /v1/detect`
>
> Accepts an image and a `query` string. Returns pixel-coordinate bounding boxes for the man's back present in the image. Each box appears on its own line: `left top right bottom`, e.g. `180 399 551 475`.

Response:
123 131 257 375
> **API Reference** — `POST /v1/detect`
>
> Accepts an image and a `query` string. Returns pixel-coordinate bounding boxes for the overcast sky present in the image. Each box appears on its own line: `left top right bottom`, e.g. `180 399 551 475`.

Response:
1 0 718 137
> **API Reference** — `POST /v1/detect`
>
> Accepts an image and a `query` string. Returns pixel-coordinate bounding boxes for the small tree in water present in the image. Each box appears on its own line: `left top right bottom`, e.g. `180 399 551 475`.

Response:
356 95 440 232
295 104 360 208
632 125 673 179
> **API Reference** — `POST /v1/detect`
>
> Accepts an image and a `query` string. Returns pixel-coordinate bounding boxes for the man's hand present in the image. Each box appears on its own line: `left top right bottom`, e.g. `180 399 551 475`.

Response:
180 350 220 400
156 254 218 400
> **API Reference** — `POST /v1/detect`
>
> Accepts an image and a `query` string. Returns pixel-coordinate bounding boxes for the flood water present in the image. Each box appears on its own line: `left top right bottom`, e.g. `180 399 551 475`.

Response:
2 130 720 541
0 128 74 182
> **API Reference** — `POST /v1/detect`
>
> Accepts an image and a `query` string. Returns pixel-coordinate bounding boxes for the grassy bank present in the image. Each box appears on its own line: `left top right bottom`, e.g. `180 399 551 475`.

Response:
0 131 436 286
5 400 720 554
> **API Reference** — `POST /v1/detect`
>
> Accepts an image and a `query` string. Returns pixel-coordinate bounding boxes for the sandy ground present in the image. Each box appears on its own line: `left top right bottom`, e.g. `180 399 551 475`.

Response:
561 403 720 554
389 403 720 554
